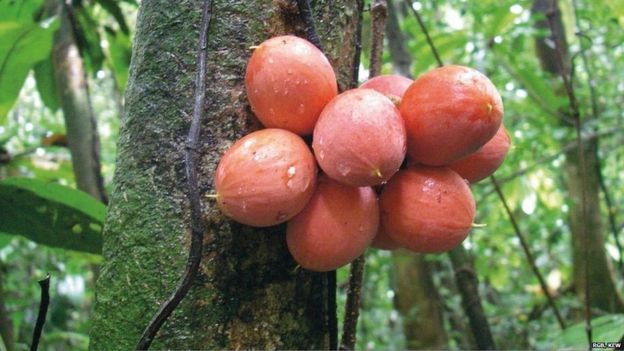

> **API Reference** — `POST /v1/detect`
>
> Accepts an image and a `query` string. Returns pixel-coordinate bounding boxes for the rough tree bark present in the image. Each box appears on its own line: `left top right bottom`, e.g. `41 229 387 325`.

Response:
89 1 360 349
49 0 107 203
532 0 624 314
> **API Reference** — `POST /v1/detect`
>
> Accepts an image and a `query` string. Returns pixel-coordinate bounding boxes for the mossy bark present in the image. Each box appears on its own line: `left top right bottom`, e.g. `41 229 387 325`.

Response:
89 1 360 349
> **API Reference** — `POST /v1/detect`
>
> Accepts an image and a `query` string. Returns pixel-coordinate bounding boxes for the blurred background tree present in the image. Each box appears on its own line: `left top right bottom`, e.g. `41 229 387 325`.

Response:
0 0 622 349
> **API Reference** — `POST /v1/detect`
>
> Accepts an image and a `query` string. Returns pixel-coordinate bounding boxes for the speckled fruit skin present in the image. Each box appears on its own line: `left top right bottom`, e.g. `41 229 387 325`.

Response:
312 89 407 186
450 125 511 183
245 35 338 135
371 225 402 250
360 74 413 100
286 175 379 272
400 65 504 166
380 166 476 253
214 129 317 227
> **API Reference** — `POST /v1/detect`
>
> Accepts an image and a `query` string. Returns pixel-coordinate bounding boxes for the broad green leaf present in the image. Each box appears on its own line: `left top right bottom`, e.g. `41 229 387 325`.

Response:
0 0 45 22
482 5 519 39
0 17 59 123
0 232 11 249
552 314 624 349
73 7 105 74
95 0 129 34
105 27 131 91
605 0 624 25
33 54 59 111
0 177 104 254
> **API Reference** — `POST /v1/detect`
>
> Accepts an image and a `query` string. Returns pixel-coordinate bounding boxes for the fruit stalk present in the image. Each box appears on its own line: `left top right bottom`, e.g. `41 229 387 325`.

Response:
135 1 213 349
294 0 322 50
369 0 387 78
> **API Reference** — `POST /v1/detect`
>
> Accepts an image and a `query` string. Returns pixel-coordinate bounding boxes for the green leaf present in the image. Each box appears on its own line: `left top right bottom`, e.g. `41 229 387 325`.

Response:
0 17 59 124
0 232 11 249
482 6 519 39
0 177 104 254
104 27 131 91
73 7 105 75
0 0 45 22
95 0 129 34
552 314 624 349
33 54 59 111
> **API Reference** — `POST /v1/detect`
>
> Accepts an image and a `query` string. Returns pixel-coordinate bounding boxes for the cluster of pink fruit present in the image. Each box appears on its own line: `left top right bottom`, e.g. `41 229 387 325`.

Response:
214 35 510 272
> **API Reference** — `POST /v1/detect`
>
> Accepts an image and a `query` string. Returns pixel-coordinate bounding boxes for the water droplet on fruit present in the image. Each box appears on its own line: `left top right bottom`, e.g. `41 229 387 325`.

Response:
287 166 296 178
287 68 293 74
337 163 351 176
284 89 289 95
297 104 305 114
237 186 244 195
268 58 274 64
358 225 364 232
269 108 275 116
242 201 248 212
422 179 435 193
318 150 325 160
276 212 288 221
295 80 301 85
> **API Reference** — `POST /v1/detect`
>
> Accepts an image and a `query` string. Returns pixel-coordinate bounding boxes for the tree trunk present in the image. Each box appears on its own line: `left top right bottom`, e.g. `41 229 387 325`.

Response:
532 0 624 314
392 250 448 349
385 0 411 77
89 1 360 349
50 0 107 203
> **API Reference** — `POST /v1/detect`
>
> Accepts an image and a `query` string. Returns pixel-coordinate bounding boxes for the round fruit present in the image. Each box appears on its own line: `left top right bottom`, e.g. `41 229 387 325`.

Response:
371 226 402 250
286 175 379 272
360 74 413 100
214 129 317 227
312 89 406 186
380 166 475 253
400 65 504 166
449 125 511 183
245 35 338 135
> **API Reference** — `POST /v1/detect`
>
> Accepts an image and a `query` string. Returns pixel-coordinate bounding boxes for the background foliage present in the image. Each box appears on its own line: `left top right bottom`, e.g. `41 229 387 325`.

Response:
0 0 622 350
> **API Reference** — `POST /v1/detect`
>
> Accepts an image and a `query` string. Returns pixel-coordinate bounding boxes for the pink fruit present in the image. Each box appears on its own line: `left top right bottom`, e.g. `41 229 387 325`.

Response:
312 89 407 186
450 125 511 183
286 175 379 271
400 65 504 166
380 166 475 253
360 74 413 100
371 225 402 250
245 35 338 135
214 129 317 227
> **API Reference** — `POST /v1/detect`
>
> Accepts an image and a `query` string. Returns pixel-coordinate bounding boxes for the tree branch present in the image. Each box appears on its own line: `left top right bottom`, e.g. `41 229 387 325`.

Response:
339 1 365 349
490 175 566 329
339 256 365 350
545 0 591 344
369 0 387 78
135 1 213 349
404 0 442 68
30 275 50 351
